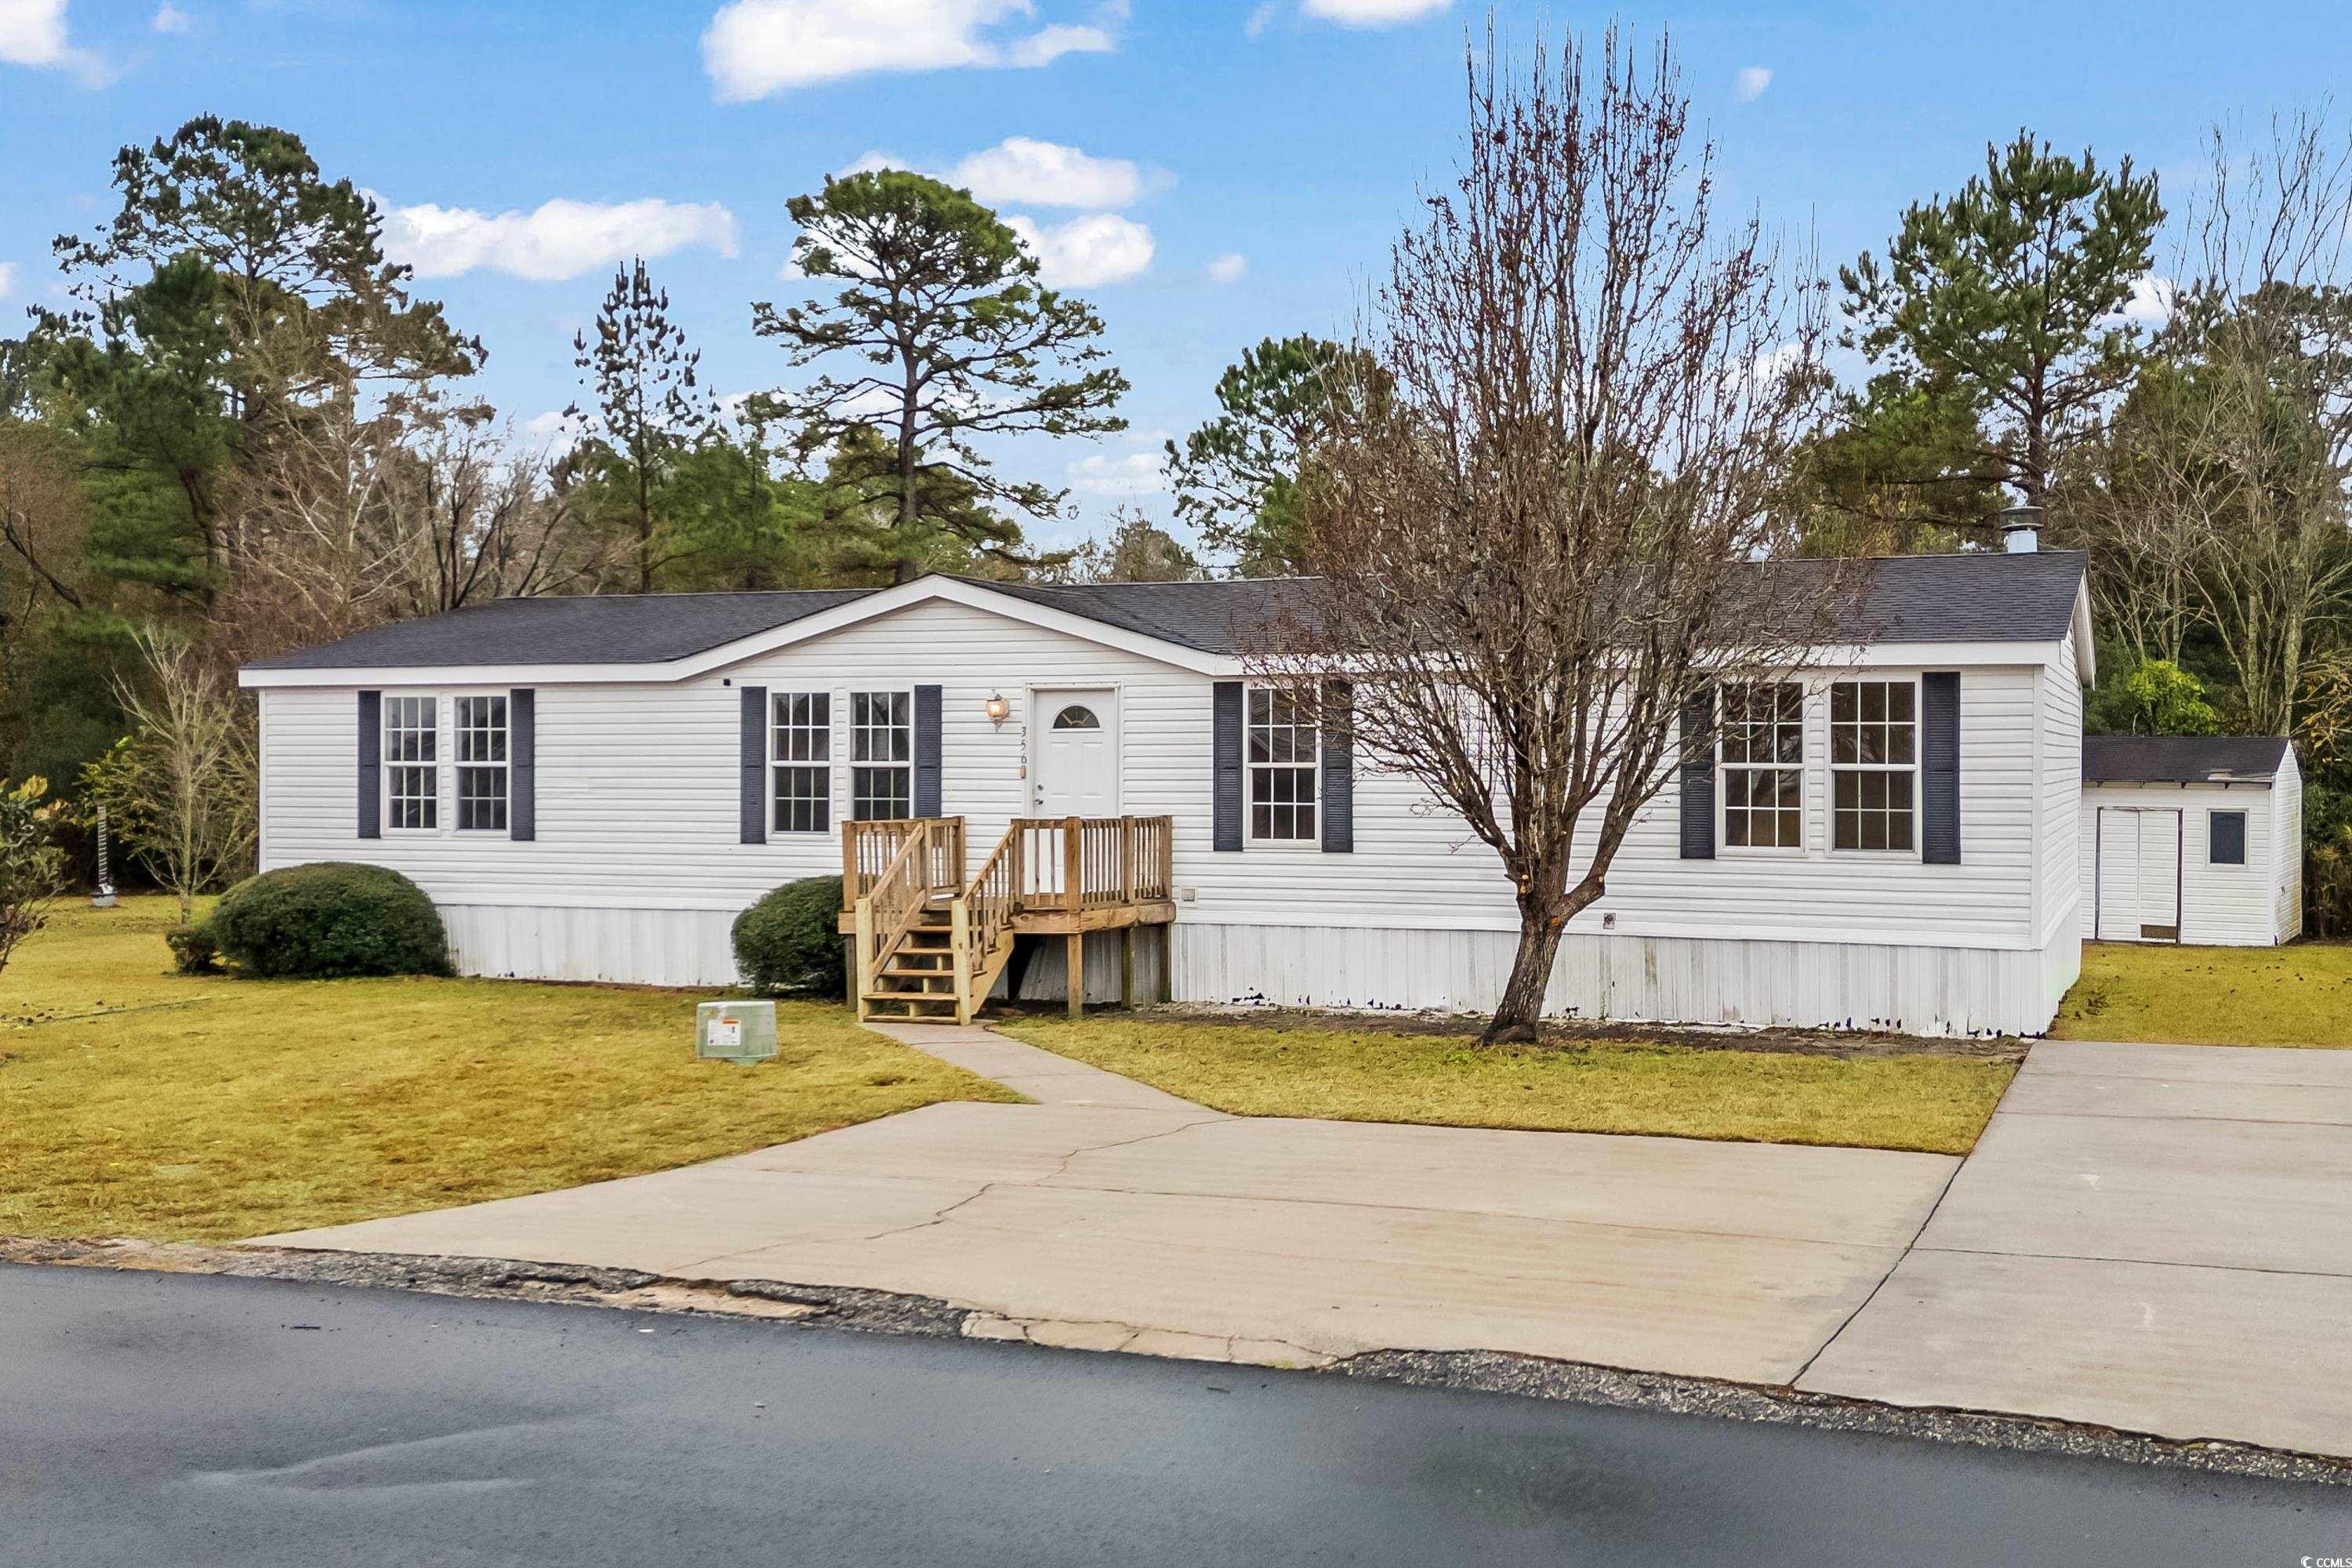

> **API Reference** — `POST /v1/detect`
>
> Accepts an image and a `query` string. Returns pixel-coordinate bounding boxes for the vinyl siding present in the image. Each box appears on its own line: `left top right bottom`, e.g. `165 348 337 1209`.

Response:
258 597 2074 996
2078 780 2285 946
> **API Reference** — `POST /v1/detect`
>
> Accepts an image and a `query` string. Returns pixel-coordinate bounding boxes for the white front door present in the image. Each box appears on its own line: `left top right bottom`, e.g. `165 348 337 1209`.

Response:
1033 690 1120 818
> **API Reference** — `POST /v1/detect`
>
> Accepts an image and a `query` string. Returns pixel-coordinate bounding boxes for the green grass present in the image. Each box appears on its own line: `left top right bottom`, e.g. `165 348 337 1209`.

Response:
2057 941 2352 1048
0 898 1013 1243
998 1015 2014 1156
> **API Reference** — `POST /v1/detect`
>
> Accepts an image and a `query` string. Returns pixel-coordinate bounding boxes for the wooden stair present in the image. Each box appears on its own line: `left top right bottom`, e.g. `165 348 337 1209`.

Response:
856 902 1017 1025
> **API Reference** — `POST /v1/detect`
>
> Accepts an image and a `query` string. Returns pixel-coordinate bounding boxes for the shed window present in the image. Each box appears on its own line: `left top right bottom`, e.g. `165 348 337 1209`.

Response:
383 696 437 830
850 690 913 821
454 695 508 833
2209 809 2249 866
1247 686 1318 842
1721 681 1804 848
771 692 831 833
1831 679 1916 852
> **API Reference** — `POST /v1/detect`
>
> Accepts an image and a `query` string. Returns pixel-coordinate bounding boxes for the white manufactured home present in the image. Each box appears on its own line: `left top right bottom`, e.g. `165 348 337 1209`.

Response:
2078 734 2303 947
245 549 2122 1036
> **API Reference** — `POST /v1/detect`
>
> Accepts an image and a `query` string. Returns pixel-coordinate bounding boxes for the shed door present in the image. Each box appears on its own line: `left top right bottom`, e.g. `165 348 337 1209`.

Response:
2096 807 2182 942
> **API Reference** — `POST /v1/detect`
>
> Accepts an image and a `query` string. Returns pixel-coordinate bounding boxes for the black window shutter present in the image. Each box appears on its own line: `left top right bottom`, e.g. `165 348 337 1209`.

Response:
1320 678 1354 853
1922 671 1961 865
1678 686 1715 860
1212 681 1244 851
913 684 943 818
739 685 768 844
357 690 382 840
509 688 536 842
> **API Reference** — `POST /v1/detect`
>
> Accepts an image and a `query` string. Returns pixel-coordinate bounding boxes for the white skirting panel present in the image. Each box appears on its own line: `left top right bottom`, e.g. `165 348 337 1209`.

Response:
440 904 746 989
1171 923 2070 1037
437 905 1173 1001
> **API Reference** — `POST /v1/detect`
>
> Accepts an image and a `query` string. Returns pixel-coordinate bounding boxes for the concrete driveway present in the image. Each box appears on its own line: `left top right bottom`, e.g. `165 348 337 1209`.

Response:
1799 1040 2352 1457
258 1026 1958 1386
256 1029 2352 1460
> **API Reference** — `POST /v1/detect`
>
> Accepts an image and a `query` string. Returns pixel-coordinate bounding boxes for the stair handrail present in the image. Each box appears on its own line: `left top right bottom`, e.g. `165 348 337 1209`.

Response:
962 825 1025 986
856 825 937 997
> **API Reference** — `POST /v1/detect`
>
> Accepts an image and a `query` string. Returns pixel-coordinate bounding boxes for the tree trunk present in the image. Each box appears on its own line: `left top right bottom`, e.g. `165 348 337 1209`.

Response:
1483 912 1568 1044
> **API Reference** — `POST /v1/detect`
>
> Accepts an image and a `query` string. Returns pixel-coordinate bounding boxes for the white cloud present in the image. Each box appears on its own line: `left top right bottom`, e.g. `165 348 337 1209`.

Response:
375 195 739 282
948 136 1145 209
0 0 67 64
1300 0 1448 27
152 2 192 34
1005 212 1152 287
0 262 14 300
1734 66 1772 103
1243 2 1276 38
702 0 1115 100
2111 273 2177 328
1206 252 1247 285
524 408 586 448
1067 438 1167 497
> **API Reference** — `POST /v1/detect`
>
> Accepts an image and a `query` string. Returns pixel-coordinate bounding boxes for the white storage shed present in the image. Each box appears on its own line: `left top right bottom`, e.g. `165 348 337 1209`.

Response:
2078 735 2302 946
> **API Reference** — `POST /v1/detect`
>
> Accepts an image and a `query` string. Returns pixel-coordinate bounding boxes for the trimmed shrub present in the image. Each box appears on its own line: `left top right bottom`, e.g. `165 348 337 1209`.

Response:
212 862 452 979
735 875 847 996
164 921 220 975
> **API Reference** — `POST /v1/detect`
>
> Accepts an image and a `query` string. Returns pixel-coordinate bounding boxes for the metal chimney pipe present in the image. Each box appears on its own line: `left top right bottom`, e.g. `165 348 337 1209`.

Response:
1999 503 2042 554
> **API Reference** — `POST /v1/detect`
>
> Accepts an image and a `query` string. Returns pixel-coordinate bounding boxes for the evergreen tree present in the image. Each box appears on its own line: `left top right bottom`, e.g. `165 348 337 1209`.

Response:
566 257 717 593
1166 334 1383 576
750 169 1127 583
1842 130 2163 513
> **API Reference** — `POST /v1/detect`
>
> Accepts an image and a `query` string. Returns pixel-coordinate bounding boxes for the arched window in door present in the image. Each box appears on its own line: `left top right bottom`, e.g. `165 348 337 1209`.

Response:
1052 705 1102 730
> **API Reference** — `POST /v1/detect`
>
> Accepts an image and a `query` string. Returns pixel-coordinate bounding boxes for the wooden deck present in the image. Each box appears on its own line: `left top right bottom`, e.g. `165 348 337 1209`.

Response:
839 816 1174 1022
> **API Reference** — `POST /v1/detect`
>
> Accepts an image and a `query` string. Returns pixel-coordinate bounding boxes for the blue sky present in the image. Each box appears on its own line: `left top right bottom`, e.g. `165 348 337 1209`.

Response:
2 0 2348 550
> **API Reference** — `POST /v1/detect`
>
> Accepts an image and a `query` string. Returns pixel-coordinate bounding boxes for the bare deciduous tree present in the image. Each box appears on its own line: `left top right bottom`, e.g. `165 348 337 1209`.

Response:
1268 25 1843 1043
110 626 258 926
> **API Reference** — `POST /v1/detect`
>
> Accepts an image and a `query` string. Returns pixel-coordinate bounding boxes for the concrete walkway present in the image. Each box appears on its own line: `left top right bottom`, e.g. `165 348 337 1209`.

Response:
862 1022 1208 1112
1800 1040 2352 1458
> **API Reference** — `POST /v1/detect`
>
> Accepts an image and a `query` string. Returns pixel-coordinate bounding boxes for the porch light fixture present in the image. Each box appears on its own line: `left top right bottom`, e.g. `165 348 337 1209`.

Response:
984 691 1011 725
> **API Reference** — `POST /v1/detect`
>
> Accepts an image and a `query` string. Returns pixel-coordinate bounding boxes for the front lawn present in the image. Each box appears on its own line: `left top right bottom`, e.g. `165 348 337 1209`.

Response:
2057 941 2352 1048
997 1014 2016 1156
1 899 1012 1243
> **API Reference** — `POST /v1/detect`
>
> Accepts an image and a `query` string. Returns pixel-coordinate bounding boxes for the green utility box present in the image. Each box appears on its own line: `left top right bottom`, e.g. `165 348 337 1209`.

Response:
695 1000 778 1064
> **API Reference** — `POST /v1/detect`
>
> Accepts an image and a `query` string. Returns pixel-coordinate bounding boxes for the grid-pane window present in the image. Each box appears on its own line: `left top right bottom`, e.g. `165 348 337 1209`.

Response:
1831 680 1916 851
455 695 508 833
1721 681 1804 848
1247 687 1318 842
384 696 437 830
850 691 912 822
772 692 831 833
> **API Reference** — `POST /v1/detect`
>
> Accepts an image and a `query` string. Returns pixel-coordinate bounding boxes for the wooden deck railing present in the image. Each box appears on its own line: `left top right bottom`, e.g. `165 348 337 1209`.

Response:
1008 815 1174 913
843 817 965 906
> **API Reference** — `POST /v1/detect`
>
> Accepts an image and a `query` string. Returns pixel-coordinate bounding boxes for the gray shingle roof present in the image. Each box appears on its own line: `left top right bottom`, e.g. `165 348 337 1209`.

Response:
245 589 873 670
2083 734 2292 784
244 550 2089 673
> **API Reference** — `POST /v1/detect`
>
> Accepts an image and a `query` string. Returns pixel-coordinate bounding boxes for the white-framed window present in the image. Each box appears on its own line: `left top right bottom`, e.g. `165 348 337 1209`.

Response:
1247 685 1319 842
1831 678 1917 852
772 691 831 833
849 689 913 821
383 695 437 830
454 694 509 833
1721 681 1804 850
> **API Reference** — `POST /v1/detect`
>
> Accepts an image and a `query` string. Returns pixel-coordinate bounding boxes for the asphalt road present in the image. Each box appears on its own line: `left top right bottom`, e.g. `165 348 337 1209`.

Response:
2 1263 2345 1567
